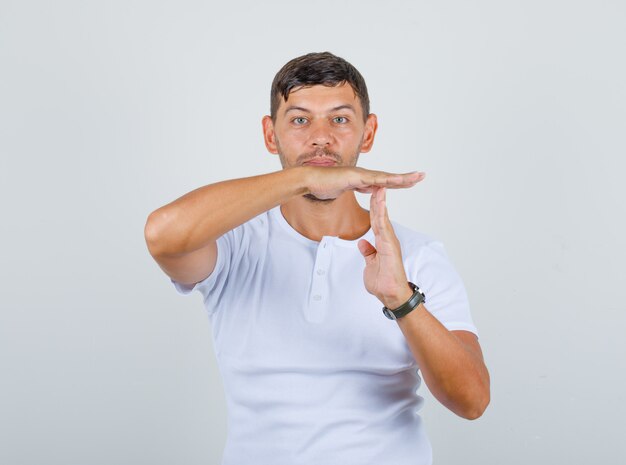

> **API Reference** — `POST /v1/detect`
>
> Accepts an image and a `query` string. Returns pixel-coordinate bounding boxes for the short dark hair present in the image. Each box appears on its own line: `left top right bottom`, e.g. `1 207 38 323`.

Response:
270 51 370 122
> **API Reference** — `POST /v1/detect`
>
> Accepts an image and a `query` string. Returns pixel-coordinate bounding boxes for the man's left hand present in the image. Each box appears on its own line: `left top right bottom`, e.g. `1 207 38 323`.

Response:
358 187 413 309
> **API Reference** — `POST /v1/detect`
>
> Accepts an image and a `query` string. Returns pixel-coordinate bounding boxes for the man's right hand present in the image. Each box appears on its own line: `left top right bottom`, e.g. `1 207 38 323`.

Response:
144 166 425 286
304 166 425 200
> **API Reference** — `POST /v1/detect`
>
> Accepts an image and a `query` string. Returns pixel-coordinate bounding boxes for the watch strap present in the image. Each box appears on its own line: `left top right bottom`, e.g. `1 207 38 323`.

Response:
382 282 426 320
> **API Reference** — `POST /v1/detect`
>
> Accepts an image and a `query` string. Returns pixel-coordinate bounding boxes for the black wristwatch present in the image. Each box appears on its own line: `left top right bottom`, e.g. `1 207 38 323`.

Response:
382 282 426 320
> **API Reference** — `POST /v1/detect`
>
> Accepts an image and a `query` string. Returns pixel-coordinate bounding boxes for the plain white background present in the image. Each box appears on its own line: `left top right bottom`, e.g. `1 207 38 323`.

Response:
1 0 625 463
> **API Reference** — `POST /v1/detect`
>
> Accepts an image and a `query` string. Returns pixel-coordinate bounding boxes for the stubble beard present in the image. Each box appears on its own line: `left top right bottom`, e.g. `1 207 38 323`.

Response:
276 140 362 203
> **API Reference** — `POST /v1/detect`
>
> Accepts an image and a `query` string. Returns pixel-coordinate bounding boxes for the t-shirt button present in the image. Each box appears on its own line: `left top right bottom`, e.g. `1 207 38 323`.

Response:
316 269 325 275
312 294 322 301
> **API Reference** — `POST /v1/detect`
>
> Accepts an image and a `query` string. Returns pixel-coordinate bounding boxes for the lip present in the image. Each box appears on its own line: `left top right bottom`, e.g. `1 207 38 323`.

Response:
302 158 337 166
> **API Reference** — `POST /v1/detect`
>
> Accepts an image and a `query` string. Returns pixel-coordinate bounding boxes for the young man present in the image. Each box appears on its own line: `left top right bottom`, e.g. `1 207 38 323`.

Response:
144 52 489 464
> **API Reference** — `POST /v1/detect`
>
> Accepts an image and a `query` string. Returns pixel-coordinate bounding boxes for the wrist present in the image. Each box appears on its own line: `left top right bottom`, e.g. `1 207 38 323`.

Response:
282 166 311 197
382 282 426 321
381 283 414 310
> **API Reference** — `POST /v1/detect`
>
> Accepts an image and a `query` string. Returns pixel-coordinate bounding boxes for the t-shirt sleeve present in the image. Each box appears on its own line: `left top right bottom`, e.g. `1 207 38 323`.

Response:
409 241 479 337
169 233 233 315
168 213 268 315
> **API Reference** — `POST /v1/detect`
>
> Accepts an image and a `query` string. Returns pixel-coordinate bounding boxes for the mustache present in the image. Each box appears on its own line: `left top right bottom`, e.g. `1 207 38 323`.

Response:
296 148 342 165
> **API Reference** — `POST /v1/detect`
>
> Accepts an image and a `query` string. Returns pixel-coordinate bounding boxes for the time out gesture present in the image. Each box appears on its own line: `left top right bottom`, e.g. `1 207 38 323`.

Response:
145 163 489 420
356 185 490 420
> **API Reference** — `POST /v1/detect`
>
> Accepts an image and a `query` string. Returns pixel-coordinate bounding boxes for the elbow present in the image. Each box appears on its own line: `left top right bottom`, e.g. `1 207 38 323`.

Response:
461 394 490 420
460 387 490 420
144 212 161 256
440 383 490 420
144 209 174 257
462 362 491 420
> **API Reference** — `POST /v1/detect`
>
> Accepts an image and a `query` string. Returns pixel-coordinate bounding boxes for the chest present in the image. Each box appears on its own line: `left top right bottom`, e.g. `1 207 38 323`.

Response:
210 239 415 372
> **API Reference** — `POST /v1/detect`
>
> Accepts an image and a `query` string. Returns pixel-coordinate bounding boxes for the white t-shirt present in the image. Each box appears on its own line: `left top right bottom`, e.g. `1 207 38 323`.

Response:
172 206 478 465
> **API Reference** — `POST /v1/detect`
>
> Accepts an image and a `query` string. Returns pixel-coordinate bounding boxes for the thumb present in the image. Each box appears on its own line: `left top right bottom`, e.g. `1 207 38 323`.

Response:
358 239 377 261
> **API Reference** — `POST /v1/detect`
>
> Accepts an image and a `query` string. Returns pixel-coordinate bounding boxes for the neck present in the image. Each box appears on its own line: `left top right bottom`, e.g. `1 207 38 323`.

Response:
280 191 370 242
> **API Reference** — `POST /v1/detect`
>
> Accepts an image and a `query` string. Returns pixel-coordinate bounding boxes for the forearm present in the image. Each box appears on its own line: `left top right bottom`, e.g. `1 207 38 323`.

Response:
396 304 490 419
146 166 422 257
359 187 489 418
145 167 308 256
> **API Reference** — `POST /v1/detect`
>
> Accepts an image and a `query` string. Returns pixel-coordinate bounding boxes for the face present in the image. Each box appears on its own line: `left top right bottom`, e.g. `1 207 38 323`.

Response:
262 82 378 169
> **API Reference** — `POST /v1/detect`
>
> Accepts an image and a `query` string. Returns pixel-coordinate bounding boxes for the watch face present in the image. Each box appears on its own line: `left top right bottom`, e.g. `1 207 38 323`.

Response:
382 308 397 320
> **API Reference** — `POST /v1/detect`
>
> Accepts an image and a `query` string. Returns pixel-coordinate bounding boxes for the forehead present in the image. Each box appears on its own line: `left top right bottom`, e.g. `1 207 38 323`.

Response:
279 82 362 115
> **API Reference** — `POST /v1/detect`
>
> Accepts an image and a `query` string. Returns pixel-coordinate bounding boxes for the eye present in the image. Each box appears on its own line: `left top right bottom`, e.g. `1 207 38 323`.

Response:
333 116 348 124
292 117 308 125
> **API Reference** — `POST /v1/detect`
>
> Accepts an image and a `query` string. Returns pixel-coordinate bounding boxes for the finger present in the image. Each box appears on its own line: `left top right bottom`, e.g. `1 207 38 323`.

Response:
357 239 377 260
381 187 392 224
369 171 426 189
374 188 397 243
374 187 390 238
369 187 380 235
370 187 387 240
391 171 426 187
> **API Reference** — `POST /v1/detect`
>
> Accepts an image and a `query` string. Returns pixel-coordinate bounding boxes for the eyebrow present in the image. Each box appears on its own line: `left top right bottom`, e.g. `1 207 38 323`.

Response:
283 104 357 115
284 105 311 114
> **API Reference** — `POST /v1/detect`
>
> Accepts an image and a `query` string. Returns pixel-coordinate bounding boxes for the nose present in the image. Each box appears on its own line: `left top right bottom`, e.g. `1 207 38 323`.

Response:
308 120 334 147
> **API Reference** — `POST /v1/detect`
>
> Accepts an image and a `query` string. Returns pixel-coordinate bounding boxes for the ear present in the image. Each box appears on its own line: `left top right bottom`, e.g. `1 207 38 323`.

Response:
359 113 378 153
262 115 279 154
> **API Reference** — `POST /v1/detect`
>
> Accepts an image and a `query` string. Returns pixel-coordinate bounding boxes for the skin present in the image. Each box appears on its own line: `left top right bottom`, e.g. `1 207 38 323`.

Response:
145 82 490 420
261 83 399 241
361 186 490 419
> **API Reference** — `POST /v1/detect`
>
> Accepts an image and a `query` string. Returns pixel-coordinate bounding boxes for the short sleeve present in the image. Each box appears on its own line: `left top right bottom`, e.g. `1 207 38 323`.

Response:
169 233 232 313
168 212 269 316
410 241 479 337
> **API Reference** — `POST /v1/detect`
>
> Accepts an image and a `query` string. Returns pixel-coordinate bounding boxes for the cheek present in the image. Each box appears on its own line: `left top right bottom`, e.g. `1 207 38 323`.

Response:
274 136 299 161
282 130 308 144
277 133 310 156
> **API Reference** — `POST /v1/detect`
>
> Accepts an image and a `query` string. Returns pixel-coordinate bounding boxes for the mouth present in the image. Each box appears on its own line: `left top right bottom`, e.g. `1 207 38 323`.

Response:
302 158 337 167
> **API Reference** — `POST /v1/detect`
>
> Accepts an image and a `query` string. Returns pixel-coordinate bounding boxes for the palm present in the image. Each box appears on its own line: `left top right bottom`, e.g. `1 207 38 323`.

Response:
358 187 410 307
362 231 398 295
